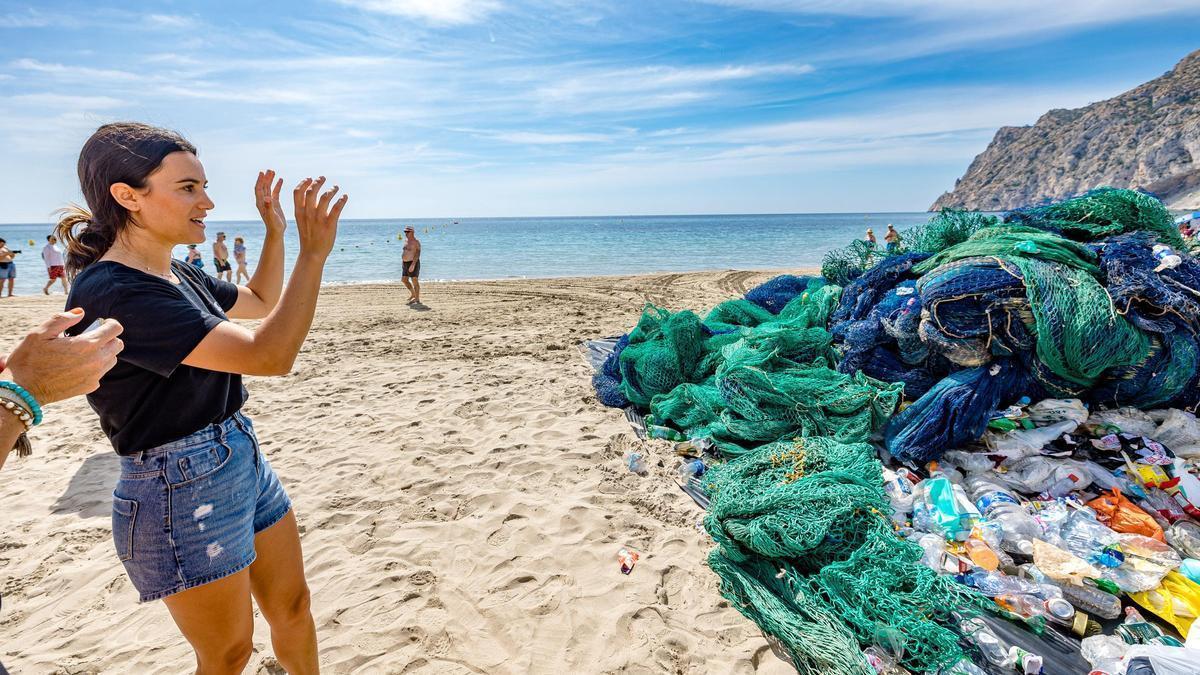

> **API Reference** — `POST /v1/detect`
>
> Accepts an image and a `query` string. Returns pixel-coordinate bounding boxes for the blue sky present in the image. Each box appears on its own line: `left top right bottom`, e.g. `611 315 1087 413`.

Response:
1 1 1199 221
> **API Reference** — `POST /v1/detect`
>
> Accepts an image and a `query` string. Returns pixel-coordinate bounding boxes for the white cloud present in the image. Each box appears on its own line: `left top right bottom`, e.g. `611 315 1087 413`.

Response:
12 58 140 82
144 14 198 30
700 1 1200 62
533 63 813 113
7 93 125 110
334 0 502 25
490 131 614 144
0 8 67 28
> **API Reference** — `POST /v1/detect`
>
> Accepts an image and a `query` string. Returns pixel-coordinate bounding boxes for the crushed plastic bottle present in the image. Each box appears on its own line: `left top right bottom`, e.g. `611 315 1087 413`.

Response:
1017 563 1122 620
1041 472 1084 499
1116 606 1186 646
963 570 1060 600
966 475 1040 555
1166 520 1200 559
675 458 705 482
957 617 1009 666
624 451 648 475
1080 634 1128 673
883 467 916 526
994 594 1074 626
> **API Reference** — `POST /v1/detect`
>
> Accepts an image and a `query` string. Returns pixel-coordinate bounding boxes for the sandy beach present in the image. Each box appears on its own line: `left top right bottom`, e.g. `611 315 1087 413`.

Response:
0 270 804 675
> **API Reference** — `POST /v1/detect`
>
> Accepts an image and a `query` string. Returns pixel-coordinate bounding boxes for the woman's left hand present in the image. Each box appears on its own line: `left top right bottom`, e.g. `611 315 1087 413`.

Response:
255 169 287 234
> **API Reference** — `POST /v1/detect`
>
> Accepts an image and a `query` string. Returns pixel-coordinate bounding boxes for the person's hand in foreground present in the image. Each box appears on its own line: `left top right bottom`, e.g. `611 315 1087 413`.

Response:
0 309 124 468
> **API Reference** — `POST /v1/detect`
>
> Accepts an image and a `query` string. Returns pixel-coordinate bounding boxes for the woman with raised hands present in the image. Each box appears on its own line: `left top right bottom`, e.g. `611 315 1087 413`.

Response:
57 121 347 674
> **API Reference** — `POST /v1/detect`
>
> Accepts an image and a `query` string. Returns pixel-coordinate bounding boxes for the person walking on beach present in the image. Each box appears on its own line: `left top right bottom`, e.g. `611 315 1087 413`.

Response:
43 235 70 295
401 225 421 305
884 223 901 253
186 243 203 269
213 231 232 281
865 228 876 245
55 122 347 675
234 236 250 284
0 237 18 297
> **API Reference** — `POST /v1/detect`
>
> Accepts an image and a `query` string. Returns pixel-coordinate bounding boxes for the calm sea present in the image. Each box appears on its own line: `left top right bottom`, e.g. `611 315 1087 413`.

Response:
0 213 931 296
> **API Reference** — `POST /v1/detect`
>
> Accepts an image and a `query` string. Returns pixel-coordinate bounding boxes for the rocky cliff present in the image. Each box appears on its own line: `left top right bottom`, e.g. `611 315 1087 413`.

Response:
932 49 1200 211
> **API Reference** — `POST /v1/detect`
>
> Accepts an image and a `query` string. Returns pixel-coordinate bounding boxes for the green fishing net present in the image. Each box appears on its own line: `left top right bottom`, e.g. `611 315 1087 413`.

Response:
704 438 989 673
1006 186 1184 249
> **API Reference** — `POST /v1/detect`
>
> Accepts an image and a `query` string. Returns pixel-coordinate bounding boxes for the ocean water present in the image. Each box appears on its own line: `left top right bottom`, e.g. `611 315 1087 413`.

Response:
0 213 931 297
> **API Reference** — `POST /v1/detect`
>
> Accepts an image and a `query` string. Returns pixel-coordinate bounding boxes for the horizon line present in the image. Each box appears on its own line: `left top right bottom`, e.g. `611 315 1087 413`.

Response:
0 209 941 227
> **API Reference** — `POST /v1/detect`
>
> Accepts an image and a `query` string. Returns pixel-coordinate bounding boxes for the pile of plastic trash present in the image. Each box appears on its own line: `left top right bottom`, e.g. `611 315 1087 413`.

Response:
885 399 1200 674
588 188 1200 674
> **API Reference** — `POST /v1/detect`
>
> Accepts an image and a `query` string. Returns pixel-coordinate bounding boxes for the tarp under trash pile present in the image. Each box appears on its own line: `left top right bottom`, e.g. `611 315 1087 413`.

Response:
589 188 1200 674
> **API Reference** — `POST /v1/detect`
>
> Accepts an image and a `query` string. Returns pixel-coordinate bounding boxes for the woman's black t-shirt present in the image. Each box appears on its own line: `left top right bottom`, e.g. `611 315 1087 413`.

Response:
65 259 248 455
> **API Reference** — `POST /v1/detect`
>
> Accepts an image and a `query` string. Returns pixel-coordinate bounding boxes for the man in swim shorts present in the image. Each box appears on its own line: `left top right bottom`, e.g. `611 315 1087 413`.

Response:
0 237 17 297
212 231 232 281
401 226 421 305
42 234 69 295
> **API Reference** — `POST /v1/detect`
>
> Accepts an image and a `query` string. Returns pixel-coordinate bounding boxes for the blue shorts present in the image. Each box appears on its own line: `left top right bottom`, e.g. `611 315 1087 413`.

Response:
112 412 292 602
0 263 14 280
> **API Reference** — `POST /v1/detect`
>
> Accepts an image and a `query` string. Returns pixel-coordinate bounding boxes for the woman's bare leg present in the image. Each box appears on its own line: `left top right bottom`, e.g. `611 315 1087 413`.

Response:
161 569 255 675
249 511 319 674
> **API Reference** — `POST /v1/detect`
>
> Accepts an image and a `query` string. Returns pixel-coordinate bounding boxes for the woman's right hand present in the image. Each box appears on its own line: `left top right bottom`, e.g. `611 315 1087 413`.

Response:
1 309 124 405
293 176 348 260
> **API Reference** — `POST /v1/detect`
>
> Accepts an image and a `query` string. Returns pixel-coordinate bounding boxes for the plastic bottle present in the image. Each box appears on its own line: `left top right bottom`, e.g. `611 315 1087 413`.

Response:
963 538 1000 571
675 459 705 482
963 571 1060 600
624 451 648 475
966 475 1039 555
957 617 1009 666
883 468 916 526
1167 520 1200 559
916 533 944 570
1016 564 1122 620
1041 472 1083 499
994 594 1074 625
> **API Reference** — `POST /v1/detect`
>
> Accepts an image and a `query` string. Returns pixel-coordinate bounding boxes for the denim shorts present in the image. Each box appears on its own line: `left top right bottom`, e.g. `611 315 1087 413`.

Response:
112 411 292 602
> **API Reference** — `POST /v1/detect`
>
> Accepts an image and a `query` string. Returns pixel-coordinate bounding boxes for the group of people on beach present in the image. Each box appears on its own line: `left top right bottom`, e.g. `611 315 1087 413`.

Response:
865 222 901 252
0 234 71 297
185 232 251 284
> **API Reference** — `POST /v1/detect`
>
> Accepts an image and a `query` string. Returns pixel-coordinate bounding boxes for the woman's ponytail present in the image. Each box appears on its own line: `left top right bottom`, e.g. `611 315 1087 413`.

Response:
58 122 196 279
54 204 115 280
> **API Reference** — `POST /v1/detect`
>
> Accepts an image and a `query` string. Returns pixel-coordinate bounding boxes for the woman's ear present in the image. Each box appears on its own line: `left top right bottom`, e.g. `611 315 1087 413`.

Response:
109 183 141 212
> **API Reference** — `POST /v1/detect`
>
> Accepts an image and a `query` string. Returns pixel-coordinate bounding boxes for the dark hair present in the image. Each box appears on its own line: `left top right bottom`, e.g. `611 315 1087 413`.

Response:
55 122 196 278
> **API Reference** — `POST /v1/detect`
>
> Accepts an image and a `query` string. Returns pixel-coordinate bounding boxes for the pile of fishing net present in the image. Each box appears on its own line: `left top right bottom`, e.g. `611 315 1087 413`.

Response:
590 187 1200 673
704 437 991 672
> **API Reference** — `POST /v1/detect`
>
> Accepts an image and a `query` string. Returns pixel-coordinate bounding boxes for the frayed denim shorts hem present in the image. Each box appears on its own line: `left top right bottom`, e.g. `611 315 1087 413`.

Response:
111 412 293 603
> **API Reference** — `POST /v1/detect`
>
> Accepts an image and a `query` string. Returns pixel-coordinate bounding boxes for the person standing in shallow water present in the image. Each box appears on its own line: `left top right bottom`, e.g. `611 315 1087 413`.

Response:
54 122 347 675
884 223 901 253
401 225 421 305
0 237 17 297
233 236 249 284
213 231 232 282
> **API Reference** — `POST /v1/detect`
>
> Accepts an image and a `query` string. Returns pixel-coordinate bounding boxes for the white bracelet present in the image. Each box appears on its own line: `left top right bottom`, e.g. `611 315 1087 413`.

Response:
0 389 34 431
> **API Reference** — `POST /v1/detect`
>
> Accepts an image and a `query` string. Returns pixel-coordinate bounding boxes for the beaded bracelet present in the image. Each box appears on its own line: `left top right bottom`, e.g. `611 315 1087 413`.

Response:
0 381 42 426
0 390 34 431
